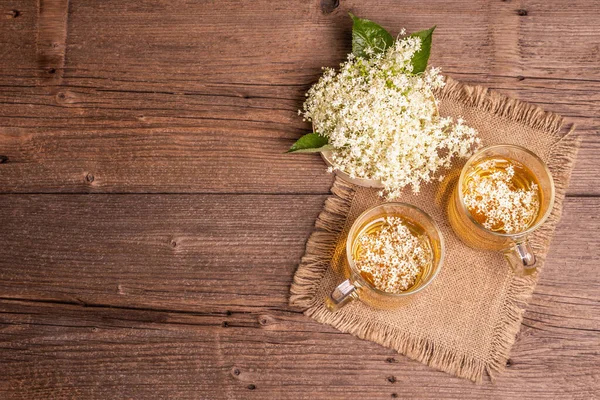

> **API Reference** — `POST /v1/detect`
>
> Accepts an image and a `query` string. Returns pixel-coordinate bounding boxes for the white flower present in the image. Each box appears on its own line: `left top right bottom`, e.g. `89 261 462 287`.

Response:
355 216 431 293
301 34 480 199
463 159 540 233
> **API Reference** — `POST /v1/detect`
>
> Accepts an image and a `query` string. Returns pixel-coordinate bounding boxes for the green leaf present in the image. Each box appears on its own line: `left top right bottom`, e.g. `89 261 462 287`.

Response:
409 26 436 74
287 133 332 153
349 13 394 59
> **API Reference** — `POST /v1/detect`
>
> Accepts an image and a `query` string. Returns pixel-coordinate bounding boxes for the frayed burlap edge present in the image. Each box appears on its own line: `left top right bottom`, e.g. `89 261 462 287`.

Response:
289 178 356 308
438 77 581 380
484 124 580 381
289 77 580 382
438 77 565 134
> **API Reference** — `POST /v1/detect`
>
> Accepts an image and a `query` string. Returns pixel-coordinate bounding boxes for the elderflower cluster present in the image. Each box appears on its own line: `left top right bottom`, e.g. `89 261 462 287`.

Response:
301 35 480 199
355 217 432 293
463 161 540 234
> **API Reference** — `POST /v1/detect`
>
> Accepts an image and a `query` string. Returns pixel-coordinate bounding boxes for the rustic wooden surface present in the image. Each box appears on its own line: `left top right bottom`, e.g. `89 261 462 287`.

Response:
0 0 598 398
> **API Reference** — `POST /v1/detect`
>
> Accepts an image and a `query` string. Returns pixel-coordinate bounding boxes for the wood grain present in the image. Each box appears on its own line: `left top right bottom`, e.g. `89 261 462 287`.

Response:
0 0 597 194
0 194 324 309
0 195 596 316
0 298 597 400
0 0 599 398
36 0 69 84
0 196 598 398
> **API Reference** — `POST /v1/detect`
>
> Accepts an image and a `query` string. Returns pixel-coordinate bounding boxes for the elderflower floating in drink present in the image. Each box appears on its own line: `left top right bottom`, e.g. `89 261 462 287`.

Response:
353 216 433 293
289 14 480 199
462 157 541 234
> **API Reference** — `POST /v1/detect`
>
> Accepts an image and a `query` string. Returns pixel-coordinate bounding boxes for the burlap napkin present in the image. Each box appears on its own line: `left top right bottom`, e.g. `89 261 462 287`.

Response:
289 77 580 382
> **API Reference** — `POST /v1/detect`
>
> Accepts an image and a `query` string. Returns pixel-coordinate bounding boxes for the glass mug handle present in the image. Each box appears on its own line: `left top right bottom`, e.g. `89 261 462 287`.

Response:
325 279 359 311
503 239 537 276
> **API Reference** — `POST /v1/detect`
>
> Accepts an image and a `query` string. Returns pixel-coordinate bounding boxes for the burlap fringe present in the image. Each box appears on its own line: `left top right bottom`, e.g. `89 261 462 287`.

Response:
307 300 489 381
289 179 356 309
290 175 490 381
486 123 580 381
289 78 580 383
437 77 565 135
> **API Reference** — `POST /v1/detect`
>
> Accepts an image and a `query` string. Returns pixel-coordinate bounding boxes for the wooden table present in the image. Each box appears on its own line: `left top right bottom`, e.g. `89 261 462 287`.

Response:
1 1 598 398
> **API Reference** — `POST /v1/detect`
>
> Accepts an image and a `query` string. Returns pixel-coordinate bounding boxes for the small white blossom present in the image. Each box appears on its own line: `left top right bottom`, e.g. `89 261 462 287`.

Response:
301 34 480 199
463 158 540 233
355 216 431 293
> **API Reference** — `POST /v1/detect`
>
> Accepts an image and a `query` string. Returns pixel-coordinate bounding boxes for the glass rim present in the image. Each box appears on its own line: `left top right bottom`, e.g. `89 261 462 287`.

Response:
345 202 445 298
457 144 556 238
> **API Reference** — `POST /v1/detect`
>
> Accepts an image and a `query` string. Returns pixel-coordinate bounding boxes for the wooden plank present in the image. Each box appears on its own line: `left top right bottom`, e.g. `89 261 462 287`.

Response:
0 0 38 87
0 96 595 195
0 126 337 194
0 194 597 318
0 0 597 194
0 292 597 399
60 0 600 84
0 126 335 194
0 194 325 309
36 0 69 84
0 74 596 132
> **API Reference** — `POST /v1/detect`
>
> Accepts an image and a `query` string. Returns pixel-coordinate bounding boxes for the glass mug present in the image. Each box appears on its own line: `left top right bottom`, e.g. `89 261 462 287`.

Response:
326 203 445 311
447 144 555 276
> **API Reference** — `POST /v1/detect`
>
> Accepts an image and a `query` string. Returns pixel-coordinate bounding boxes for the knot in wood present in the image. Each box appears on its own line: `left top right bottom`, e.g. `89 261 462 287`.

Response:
56 91 68 103
230 366 242 378
258 314 273 326
85 173 95 183
320 0 339 14
517 9 528 16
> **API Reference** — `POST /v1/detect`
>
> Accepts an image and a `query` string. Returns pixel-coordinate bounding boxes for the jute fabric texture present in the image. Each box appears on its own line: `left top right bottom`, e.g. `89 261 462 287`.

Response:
289 77 580 382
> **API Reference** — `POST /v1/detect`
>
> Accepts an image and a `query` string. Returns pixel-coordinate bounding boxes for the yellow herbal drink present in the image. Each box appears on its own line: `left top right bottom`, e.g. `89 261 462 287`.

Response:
448 145 555 275
461 157 541 235
352 215 433 294
326 203 444 311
